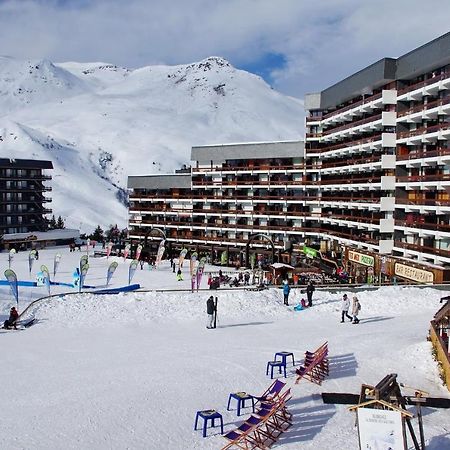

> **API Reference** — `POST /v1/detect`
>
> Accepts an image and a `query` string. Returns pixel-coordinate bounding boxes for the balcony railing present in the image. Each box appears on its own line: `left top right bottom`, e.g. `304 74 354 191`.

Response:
320 154 381 170
321 91 383 120
322 113 382 136
395 198 450 207
396 173 450 183
307 132 383 153
396 147 450 161
397 123 450 139
395 220 450 233
320 175 381 185
397 71 450 97
397 96 450 117
394 240 450 258
192 164 305 173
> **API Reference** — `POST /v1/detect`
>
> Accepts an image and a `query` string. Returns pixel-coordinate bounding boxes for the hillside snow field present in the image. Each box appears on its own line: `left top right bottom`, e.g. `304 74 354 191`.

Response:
0 56 304 230
0 247 449 449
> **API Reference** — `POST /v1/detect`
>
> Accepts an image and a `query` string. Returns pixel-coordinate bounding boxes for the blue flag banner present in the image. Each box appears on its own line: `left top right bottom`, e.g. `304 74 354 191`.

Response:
128 260 139 285
72 268 80 288
4 269 19 307
53 253 61 278
106 261 119 286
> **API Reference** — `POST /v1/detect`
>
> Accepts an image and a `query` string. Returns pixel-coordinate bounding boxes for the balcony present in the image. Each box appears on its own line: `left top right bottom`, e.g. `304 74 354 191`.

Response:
397 96 450 118
321 91 383 121
397 122 450 140
394 240 450 260
322 113 382 136
397 71 450 97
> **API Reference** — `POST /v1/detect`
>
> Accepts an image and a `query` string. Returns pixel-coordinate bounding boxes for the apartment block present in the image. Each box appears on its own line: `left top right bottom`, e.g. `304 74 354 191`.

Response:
304 32 450 276
128 141 307 264
0 158 53 235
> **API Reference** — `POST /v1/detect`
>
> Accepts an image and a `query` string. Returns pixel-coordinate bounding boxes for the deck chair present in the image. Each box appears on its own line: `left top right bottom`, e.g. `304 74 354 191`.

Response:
251 379 286 406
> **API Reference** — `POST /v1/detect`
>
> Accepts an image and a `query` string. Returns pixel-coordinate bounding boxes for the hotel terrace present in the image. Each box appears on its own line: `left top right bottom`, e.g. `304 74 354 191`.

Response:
128 32 450 284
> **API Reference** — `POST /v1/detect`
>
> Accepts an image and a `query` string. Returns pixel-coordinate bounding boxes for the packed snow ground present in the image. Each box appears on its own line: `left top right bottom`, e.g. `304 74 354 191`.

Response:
1 247 450 449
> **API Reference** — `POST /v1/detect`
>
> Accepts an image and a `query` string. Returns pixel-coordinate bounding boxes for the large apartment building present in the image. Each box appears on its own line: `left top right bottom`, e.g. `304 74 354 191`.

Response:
0 158 53 235
304 32 450 281
128 141 308 265
128 32 450 283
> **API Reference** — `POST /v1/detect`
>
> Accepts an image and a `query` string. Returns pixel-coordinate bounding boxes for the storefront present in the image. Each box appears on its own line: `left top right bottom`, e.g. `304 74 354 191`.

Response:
344 246 450 285
345 249 376 284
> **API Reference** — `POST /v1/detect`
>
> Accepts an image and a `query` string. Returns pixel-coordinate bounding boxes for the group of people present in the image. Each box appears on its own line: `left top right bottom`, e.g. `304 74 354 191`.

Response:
282 281 362 324
283 280 315 307
341 293 361 324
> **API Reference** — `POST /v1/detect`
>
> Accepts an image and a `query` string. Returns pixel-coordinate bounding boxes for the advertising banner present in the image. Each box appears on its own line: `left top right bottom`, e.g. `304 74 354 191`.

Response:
4 269 19 306
106 261 119 286
28 250 37 275
128 260 139 285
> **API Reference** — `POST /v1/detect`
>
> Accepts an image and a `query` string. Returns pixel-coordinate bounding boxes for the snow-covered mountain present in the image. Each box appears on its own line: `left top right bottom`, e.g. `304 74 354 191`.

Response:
0 56 304 231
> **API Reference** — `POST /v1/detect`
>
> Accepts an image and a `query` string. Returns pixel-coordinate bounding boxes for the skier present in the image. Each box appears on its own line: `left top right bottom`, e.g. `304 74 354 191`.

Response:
206 296 216 329
340 294 352 323
283 280 291 306
352 296 361 324
177 267 183 281
3 307 19 329
306 280 315 307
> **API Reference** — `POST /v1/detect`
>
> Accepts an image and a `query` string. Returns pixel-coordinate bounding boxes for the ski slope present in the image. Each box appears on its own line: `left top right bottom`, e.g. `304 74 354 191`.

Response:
0 247 449 449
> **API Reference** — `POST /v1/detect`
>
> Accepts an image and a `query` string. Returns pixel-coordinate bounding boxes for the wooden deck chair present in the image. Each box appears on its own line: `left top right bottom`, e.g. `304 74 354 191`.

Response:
222 429 256 450
252 379 286 406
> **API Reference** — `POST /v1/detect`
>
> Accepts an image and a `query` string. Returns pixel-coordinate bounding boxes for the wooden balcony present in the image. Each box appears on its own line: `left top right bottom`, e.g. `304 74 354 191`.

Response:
397 71 450 96
395 241 450 259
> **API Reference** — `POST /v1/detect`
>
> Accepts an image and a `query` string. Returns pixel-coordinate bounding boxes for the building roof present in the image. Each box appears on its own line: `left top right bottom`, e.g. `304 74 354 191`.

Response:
127 174 191 190
191 140 304 162
0 158 53 169
1 228 80 242
305 32 450 110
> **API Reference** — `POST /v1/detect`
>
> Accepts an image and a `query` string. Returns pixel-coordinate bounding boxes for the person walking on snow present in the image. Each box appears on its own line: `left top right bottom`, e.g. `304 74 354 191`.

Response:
340 294 352 323
352 296 361 324
177 267 183 281
206 296 216 329
283 280 291 306
306 280 315 307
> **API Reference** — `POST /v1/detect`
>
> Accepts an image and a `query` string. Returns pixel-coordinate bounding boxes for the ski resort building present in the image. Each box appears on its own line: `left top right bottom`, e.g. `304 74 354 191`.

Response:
0 158 53 236
304 31 450 282
128 141 309 265
128 32 450 283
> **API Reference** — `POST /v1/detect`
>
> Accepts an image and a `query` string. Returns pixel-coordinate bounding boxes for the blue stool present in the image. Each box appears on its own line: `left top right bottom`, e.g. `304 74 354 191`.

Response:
227 392 255 416
194 409 224 437
274 351 295 366
266 360 287 379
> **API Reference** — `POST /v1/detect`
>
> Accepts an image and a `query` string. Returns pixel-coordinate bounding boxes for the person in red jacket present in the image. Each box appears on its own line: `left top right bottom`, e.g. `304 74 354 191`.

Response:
4 307 19 329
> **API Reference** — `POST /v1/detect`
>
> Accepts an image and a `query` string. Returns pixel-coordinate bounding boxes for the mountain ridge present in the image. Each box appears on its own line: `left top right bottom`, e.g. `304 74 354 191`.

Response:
0 56 304 231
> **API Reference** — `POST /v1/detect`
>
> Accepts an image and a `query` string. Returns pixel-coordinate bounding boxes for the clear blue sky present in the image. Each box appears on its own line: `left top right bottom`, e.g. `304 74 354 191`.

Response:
0 0 448 98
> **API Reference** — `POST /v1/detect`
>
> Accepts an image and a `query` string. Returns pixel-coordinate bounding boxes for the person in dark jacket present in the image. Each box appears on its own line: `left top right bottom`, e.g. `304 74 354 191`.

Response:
283 281 291 306
206 296 216 329
306 281 315 307
4 307 19 329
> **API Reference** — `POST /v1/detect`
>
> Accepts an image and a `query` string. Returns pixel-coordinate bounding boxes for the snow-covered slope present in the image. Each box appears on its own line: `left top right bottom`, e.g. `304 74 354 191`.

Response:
0 56 304 231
